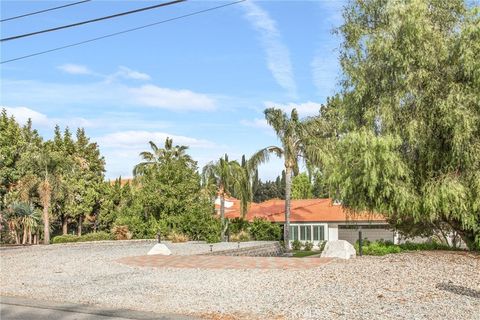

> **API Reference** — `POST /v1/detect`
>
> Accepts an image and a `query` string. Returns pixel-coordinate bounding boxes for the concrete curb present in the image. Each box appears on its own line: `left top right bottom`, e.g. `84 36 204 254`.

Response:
0 296 198 320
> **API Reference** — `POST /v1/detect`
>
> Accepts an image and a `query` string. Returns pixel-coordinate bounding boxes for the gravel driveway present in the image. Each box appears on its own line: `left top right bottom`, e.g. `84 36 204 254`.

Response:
1 241 479 319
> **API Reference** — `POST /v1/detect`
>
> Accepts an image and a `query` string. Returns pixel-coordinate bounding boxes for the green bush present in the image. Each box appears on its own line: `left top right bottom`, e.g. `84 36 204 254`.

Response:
228 217 249 235
52 232 113 244
304 241 314 251
230 230 251 242
80 231 113 242
318 241 327 253
292 239 302 251
52 234 80 244
355 239 458 256
249 218 281 241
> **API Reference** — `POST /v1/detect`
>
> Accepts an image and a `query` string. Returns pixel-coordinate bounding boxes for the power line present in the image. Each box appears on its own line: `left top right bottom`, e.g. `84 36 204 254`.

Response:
1 0 246 64
1 0 187 42
0 0 92 23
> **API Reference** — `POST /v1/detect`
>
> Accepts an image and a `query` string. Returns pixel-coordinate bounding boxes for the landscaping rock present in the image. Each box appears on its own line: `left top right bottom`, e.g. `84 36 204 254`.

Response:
147 243 171 255
321 240 356 259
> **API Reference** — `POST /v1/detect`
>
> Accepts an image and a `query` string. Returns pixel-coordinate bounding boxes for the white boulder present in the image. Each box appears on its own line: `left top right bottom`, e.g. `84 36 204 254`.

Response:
321 240 356 259
147 243 171 256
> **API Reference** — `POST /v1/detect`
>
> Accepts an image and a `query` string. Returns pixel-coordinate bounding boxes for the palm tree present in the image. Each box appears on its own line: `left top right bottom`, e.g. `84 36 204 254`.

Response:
203 154 241 241
233 155 256 218
251 108 305 249
133 137 192 176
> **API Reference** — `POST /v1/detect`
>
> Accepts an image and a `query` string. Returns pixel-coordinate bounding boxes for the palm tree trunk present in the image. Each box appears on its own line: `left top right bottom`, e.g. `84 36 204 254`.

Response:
62 215 68 235
28 228 32 244
77 216 83 236
220 191 225 242
43 205 50 244
22 226 27 245
284 166 292 250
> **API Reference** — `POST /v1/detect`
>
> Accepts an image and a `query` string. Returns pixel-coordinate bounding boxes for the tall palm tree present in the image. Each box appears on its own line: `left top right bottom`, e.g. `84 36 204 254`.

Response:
251 108 305 249
133 137 192 176
203 154 241 241
233 155 257 218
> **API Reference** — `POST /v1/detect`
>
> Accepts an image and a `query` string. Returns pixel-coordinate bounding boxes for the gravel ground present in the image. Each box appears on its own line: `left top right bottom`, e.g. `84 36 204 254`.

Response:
1 241 479 320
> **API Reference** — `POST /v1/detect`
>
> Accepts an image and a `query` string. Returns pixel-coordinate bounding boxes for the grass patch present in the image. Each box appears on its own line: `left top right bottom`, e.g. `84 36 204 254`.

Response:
292 250 319 258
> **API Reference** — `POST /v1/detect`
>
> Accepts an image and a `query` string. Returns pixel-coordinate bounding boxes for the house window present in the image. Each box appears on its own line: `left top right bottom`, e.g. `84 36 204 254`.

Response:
289 226 298 241
300 225 311 241
313 225 325 241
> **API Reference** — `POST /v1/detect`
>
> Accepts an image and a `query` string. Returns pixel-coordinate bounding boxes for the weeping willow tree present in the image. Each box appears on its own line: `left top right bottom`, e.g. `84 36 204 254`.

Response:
313 0 480 249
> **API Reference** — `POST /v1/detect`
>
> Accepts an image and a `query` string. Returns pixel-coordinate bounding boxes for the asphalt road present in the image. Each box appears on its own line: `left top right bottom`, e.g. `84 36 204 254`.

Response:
0 296 197 320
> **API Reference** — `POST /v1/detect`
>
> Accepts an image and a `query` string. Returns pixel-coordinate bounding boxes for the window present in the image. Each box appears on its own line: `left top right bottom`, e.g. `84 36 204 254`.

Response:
300 225 311 241
290 226 298 241
313 226 325 241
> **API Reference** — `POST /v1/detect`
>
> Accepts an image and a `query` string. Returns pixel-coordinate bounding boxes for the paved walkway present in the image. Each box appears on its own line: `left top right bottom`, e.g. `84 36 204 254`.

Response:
118 255 332 270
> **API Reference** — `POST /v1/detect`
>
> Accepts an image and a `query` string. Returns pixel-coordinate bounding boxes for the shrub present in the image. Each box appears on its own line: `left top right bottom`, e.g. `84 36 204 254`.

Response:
317 241 327 253
292 239 302 251
178 207 221 242
231 230 251 242
228 218 250 235
80 231 113 242
354 239 458 256
111 225 133 240
249 218 281 241
52 232 113 244
52 234 80 244
304 241 314 251
170 231 189 243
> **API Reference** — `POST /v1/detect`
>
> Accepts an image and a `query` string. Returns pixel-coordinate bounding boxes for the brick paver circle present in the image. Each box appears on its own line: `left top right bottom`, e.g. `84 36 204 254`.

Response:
117 255 333 270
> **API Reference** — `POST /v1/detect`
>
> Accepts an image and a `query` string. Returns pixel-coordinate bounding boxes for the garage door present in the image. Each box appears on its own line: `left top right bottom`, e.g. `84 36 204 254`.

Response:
338 225 394 244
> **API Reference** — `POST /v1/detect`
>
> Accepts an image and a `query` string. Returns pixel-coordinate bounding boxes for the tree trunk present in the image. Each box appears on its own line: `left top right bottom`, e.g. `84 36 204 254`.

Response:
43 205 50 244
28 229 32 244
77 216 83 236
62 215 68 235
284 166 292 250
220 189 225 242
22 226 27 245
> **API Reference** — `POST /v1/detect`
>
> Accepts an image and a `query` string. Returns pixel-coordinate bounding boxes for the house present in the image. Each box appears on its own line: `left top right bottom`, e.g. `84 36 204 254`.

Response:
215 197 395 246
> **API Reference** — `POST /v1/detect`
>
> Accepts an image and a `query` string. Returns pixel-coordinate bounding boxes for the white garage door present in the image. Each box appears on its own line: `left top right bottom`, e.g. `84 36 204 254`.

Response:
338 225 394 244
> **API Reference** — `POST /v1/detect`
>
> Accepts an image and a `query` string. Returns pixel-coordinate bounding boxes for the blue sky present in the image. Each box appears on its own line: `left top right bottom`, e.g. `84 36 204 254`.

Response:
1 0 345 180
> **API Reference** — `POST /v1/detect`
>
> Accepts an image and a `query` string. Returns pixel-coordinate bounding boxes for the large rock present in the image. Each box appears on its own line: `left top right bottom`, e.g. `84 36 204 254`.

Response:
321 240 356 259
147 243 171 256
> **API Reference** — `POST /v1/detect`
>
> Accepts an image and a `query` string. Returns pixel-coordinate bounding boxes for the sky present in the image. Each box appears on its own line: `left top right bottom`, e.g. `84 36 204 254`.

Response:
1 0 345 180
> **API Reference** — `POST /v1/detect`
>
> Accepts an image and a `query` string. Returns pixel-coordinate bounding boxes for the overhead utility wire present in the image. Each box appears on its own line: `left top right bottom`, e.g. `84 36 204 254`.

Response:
0 0 92 23
1 0 186 42
1 0 246 64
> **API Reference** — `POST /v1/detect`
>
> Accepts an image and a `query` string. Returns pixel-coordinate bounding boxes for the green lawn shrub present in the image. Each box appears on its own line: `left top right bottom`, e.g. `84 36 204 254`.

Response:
304 241 314 251
230 230 251 242
249 218 282 241
52 234 80 244
355 239 459 256
292 239 302 251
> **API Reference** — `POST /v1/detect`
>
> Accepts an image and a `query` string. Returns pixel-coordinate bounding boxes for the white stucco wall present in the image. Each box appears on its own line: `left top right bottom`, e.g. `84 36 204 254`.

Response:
328 224 339 241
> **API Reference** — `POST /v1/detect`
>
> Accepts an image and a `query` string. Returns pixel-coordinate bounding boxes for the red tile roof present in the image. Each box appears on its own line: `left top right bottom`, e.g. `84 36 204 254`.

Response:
217 198 385 223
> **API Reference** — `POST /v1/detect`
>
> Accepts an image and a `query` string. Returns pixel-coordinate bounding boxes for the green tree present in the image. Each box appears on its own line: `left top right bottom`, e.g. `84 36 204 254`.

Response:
252 108 306 249
317 0 480 249
291 173 313 199
203 154 241 241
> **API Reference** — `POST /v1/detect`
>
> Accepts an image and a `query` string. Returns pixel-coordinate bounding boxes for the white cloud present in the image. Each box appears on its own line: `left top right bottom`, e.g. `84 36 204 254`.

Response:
97 130 216 149
3 106 50 126
2 79 216 112
130 85 216 111
240 118 269 129
58 63 93 75
242 1 297 98
115 66 151 81
264 101 322 118
2 106 95 129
